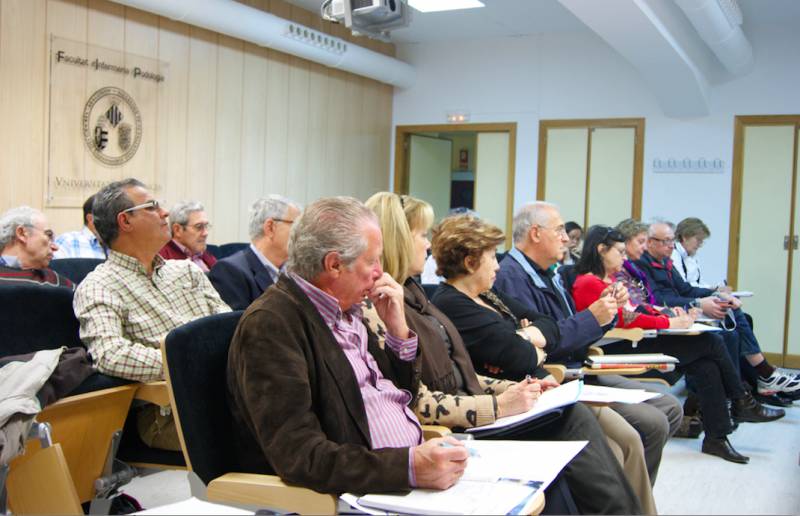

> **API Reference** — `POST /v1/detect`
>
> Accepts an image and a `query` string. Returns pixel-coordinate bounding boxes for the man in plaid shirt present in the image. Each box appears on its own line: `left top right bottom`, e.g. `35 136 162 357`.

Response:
74 178 230 450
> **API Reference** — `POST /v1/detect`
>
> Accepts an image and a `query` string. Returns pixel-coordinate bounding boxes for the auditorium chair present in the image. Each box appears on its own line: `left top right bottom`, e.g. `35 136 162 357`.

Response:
161 312 477 514
49 257 105 285
216 242 248 259
0 284 184 512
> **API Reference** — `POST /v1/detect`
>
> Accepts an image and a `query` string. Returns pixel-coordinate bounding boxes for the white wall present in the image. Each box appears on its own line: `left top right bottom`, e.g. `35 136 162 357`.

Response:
392 23 800 283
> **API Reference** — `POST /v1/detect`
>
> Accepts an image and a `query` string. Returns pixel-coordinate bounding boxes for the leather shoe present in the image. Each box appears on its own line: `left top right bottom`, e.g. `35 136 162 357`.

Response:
732 392 785 423
702 436 749 464
754 392 794 408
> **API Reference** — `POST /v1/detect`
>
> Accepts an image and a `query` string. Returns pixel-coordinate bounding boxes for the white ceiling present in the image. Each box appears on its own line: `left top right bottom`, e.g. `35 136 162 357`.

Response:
284 0 800 44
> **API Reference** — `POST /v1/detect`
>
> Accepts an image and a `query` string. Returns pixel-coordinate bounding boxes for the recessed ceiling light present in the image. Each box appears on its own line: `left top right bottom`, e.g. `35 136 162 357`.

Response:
408 0 485 14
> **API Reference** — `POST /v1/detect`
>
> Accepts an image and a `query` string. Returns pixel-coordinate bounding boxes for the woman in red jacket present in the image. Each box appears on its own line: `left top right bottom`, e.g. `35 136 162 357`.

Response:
570 225 770 464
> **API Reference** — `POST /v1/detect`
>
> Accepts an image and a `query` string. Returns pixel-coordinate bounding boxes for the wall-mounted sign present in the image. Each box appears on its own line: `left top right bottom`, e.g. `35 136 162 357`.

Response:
651 157 725 174
47 36 169 207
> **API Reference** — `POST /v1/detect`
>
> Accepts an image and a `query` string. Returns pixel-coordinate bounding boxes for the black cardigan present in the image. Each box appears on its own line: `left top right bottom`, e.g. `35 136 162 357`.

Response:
432 283 560 382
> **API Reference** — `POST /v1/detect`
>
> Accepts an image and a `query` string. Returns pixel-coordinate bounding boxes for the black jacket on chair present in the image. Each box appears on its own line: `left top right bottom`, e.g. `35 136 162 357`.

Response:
208 246 274 310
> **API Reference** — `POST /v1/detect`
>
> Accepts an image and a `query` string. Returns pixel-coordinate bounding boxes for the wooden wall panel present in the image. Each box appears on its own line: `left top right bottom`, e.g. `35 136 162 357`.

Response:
156 17 189 211
0 0 395 243
184 27 217 209
213 35 244 240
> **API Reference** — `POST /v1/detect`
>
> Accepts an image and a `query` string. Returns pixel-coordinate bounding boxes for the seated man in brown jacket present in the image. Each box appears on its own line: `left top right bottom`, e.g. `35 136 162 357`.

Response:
226 196 468 495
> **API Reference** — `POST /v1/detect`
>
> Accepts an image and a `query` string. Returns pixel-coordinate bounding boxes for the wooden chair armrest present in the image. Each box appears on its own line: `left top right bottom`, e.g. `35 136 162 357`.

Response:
523 490 546 515
135 381 171 407
581 367 649 376
587 346 604 357
603 328 644 343
543 364 565 383
207 472 337 515
422 425 452 440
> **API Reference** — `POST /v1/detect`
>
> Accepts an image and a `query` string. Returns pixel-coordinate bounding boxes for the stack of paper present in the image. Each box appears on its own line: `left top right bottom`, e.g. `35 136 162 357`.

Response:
657 322 723 335
579 384 662 404
465 380 582 437
343 440 587 515
585 353 679 371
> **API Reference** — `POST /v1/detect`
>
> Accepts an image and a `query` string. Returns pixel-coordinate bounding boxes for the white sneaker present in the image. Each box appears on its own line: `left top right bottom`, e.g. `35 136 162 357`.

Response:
758 369 800 395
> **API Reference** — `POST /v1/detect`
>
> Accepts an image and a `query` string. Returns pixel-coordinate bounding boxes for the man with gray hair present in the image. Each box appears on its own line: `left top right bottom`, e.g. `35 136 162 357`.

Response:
208 195 300 310
158 200 216 272
494 201 682 488
0 206 73 289
227 196 470 495
74 178 230 450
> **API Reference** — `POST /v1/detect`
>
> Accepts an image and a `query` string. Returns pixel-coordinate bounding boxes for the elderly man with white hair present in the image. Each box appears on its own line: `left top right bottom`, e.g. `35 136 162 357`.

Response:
0 206 73 289
158 200 216 272
227 196 470 495
208 195 301 310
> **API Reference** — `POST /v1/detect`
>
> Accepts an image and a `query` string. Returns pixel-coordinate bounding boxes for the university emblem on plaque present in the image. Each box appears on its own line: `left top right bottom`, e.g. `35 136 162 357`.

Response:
82 86 142 166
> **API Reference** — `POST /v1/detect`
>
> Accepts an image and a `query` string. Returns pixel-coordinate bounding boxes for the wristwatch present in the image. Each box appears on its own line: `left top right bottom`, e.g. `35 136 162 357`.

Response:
689 298 701 308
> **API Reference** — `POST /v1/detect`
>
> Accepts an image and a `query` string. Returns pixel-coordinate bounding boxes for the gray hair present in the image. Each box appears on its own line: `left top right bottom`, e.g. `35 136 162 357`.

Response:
0 206 41 250
287 196 377 280
512 201 560 244
92 178 145 247
169 200 205 227
249 195 298 240
616 218 649 240
647 218 675 237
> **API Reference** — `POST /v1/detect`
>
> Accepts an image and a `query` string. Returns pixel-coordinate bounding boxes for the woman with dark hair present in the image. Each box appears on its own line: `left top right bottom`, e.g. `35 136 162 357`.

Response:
562 221 583 265
570 225 775 464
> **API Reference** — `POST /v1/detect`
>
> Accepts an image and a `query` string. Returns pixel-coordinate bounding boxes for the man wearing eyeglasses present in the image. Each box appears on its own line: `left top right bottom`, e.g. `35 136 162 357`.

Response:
0 206 74 289
209 195 300 310
73 178 230 451
637 220 800 401
158 200 216 272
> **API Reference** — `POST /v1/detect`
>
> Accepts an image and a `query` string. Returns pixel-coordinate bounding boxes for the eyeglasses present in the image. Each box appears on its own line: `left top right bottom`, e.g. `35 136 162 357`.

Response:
26 225 55 242
273 218 296 225
538 224 567 236
122 200 162 214
185 222 212 231
650 237 675 245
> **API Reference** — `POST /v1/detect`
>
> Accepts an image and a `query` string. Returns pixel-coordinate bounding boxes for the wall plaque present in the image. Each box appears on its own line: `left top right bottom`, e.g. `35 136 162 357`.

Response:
47 36 168 207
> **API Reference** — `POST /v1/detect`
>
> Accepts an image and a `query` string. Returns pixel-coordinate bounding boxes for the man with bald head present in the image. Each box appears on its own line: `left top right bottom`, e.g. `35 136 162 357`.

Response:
637 220 799 399
0 206 73 289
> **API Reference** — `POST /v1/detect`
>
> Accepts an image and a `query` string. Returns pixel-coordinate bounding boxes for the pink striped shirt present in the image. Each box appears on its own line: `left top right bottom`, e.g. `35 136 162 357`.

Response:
291 273 422 485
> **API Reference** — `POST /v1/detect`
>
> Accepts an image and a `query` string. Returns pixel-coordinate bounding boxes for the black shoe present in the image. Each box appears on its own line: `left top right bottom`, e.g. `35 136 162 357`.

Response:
674 415 703 438
702 436 750 464
754 391 794 408
732 392 785 423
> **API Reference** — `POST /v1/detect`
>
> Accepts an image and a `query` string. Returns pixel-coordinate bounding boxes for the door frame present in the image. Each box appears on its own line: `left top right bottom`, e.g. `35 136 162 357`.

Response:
394 122 517 245
536 118 645 229
729 115 800 367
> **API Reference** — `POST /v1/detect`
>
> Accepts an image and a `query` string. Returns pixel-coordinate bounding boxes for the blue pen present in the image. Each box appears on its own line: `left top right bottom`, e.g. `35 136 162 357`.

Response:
439 441 480 458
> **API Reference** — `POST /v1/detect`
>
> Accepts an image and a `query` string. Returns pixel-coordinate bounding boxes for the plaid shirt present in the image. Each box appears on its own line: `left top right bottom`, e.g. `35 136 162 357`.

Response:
53 226 106 259
73 250 231 382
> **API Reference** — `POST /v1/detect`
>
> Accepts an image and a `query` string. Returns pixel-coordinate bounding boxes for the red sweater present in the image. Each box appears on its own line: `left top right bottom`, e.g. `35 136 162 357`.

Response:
571 273 669 330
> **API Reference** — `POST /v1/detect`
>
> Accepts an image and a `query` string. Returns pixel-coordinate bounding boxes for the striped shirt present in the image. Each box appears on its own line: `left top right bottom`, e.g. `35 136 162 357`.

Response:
73 250 230 382
53 226 106 259
291 273 422 450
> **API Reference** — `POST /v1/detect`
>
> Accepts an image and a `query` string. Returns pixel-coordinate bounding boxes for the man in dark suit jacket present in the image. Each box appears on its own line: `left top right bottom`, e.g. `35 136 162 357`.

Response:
494 201 682 487
227 197 468 495
209 196 300 310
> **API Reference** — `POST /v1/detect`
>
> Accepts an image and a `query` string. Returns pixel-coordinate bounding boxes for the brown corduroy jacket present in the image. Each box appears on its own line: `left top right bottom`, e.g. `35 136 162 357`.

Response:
227 274 419 495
